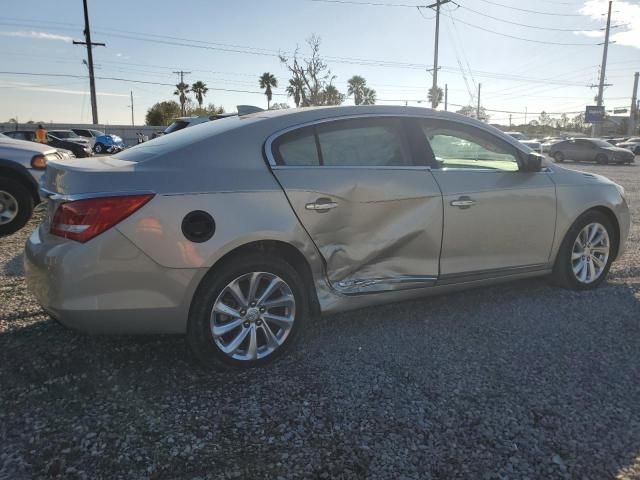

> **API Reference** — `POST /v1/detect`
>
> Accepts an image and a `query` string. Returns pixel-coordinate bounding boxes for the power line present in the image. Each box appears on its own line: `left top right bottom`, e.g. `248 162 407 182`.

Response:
452 2 599 32
474 0 584 16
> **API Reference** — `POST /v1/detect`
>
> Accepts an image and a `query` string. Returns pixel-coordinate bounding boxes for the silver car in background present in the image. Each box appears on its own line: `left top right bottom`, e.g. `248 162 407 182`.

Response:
25 106 630 369
0 134 63 235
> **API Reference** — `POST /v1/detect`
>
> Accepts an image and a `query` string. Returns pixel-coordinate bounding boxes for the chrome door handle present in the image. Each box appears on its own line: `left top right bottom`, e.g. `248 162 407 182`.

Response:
450 197 476 209
305 198 338 211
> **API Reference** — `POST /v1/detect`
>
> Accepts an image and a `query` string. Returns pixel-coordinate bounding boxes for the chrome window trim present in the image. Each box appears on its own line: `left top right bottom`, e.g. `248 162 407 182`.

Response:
264 112 532 169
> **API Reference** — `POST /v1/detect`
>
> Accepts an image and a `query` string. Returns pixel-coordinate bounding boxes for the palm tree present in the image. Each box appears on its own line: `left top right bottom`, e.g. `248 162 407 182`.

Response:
259 72 278 109
361 87 376 105
174 82 190 116
428 86 443 108
347 75 367 105
285 78 304 108
191 81 209 109
323 85 345 106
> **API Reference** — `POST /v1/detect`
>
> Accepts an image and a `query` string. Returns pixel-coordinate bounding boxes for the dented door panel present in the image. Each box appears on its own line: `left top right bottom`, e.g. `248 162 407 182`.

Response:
272 166 443 292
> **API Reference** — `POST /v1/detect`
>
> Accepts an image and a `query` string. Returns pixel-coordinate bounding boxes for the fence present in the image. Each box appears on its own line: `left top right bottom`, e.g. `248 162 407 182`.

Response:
0 123 165 147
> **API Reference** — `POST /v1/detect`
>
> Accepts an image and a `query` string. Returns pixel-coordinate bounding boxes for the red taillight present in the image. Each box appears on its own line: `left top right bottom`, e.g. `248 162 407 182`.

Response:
50 194 154 243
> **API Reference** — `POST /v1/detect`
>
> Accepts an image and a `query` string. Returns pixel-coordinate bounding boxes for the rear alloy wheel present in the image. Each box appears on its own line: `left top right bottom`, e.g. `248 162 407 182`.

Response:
552 210 614 290
595 154 608 164
94 143 104 153
187 254 308 369
0 178 33 236
553 151 565 163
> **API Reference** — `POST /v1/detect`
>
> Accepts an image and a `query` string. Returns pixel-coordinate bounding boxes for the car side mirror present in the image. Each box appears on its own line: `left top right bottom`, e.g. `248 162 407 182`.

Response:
521 153 543 172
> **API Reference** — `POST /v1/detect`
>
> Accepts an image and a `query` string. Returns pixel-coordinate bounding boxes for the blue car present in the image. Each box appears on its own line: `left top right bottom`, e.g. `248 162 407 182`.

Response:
93 134 126 154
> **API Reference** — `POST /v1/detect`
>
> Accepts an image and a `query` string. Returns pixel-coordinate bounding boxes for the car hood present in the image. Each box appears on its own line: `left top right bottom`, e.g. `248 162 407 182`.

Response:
0 136 57 154
553 165 618 187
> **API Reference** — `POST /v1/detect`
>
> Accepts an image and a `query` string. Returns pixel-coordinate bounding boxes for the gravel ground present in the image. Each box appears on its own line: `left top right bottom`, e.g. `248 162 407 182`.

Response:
1 161 640 480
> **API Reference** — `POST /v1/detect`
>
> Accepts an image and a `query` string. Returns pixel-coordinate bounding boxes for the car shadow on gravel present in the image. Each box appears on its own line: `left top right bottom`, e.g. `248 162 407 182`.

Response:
2 277 640 478
2 252 24 276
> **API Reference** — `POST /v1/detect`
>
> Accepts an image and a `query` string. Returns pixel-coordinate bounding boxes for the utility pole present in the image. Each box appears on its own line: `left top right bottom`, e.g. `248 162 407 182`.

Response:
129 90 134 126
73 0 105 125
524 107 528 125
173 70 191 116
476 83 481 120
509 114 512 128
593 0 613 136
444 83 448 111
629 72 639 136
428 0 451 109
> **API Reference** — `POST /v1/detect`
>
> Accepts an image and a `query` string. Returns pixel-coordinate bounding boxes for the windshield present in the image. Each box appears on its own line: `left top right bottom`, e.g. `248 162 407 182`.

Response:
163 120 190 134
590 139 614 148
52 131 80 139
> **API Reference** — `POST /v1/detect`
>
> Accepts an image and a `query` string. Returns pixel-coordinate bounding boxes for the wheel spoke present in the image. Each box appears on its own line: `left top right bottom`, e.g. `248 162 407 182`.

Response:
227 281 247 307
263 294 295 309
246 272 262 304
246 325 258 360
577 260 588 282
257 278 284 304
587 258 596 281
592 255 605 269
213 302 242 319
220 326 250 354
212 318 244 337
591 246 609 254
263 313 294 328
261 322 281 349
571 251 583 260
587 224 599 243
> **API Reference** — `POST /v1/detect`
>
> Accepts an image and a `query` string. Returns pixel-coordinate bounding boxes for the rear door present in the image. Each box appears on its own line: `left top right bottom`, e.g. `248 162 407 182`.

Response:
416 118 556 280
268 116 443 294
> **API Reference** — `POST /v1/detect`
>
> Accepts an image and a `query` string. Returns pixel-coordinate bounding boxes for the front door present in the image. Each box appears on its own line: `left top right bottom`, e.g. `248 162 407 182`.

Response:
268 116 443 294
417 118 557 280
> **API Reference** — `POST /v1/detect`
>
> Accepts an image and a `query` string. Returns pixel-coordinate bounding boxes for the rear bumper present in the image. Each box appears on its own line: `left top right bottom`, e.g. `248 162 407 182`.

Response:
25 225 202 334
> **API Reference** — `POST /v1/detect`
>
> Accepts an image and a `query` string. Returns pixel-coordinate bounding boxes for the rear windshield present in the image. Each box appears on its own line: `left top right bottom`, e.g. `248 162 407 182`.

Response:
163 121 190 134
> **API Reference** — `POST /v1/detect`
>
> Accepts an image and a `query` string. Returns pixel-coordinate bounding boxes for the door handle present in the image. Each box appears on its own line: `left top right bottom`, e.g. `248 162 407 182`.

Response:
450 196 476 209
305 198 338 212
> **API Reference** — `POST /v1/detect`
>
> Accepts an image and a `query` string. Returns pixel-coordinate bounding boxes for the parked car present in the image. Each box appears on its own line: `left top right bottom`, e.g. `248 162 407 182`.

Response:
71 128 105 140
604 137 628 146
540 137 562 153
48 130 92 149
160 106 262 136
504 132 543 153
26 106 630 369
0 133 65 235
616 137 640 155
3 130 93 158
550 138 635 164
93 133 125 153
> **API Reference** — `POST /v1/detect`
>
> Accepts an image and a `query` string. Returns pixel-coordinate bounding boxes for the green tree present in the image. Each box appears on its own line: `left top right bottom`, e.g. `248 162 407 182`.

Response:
279 35 335 106
428 86 443 108
347 75 367 105
259 72 278 109
456 105 490 122
361 87 376 105
145 100 182 125
286 78 304 107
322 85 345 105
174 82 190 116
191 81 209 109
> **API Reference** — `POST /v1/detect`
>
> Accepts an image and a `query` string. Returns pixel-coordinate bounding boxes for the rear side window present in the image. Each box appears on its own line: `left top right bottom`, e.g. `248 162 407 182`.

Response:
272 117 412 167
273 127 319 166
316 118 411 167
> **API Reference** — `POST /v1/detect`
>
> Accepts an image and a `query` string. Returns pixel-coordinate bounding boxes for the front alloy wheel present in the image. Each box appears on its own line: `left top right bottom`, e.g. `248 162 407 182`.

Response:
211 272 296 361
571 223 610 284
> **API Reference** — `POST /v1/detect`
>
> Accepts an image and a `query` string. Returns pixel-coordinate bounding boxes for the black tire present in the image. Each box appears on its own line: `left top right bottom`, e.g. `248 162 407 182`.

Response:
595 154 608 164
0 178 34 236
187 253 309 370
553 151 565 163
551 210 615 290
93 143 104 153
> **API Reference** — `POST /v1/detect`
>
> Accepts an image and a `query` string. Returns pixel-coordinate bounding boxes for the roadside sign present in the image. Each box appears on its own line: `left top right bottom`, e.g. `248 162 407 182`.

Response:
585 105 605 123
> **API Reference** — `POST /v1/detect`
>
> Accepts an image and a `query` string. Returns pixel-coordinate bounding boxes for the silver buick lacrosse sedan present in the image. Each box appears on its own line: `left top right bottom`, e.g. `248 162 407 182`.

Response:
25 106 630 368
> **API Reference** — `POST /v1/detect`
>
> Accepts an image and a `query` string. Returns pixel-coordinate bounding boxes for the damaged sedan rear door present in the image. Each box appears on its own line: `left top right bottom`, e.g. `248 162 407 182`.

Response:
266 115 443 294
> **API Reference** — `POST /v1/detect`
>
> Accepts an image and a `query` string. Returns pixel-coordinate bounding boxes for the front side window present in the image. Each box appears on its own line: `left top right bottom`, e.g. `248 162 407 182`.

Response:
316 118 411 167
421 120 520 171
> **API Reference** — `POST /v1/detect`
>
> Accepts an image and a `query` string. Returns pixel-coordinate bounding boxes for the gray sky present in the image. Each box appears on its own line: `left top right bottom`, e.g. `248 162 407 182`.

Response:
0 0 638 126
